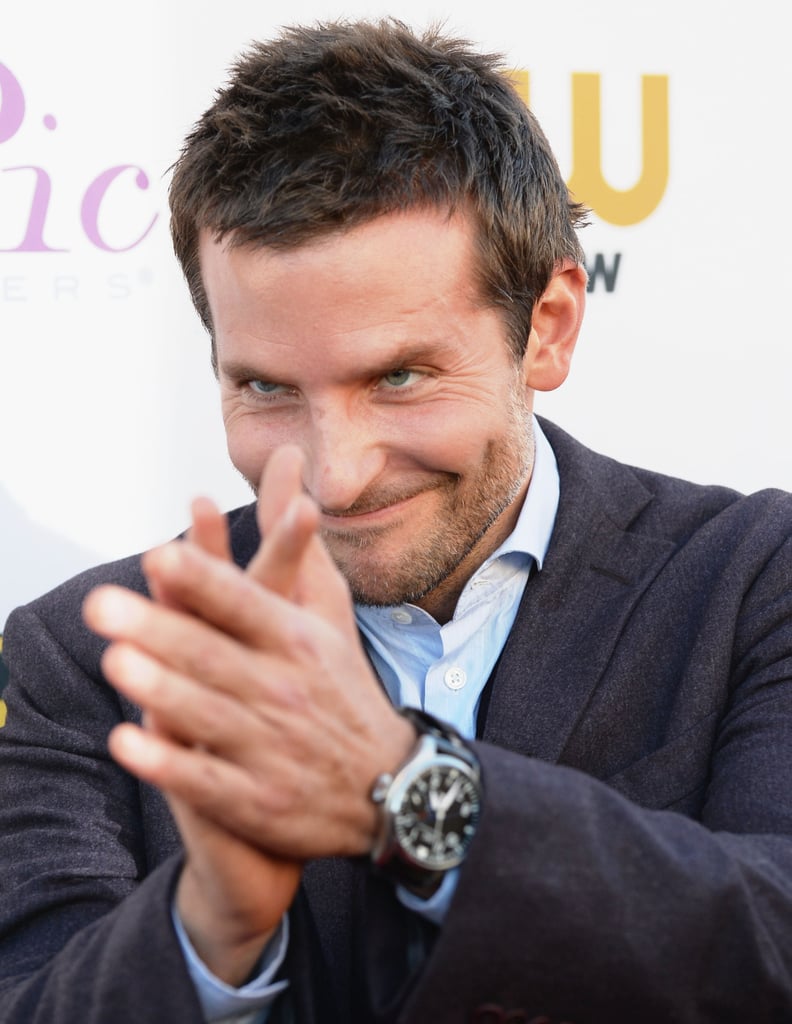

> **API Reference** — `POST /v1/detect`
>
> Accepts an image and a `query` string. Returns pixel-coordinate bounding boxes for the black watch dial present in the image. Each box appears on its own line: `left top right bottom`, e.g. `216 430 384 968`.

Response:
393 762 481 870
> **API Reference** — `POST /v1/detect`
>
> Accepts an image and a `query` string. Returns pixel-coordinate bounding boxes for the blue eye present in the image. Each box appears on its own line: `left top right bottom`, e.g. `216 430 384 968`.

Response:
248 380 283 395
382 369 420 388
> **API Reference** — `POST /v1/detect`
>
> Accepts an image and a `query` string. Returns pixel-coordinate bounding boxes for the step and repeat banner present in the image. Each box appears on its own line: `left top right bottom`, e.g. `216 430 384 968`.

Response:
2 0 791 628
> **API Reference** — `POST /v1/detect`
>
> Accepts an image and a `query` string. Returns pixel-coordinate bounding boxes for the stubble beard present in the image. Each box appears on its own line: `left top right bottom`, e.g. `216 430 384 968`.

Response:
324 418 535 610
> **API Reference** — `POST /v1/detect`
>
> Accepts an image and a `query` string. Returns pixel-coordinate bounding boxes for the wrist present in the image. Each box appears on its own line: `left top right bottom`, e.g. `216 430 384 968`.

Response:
354 710 418 853
176 864 280 986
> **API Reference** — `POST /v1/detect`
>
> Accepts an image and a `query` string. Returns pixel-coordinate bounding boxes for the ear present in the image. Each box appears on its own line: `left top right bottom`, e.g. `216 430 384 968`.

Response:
523 260 587 392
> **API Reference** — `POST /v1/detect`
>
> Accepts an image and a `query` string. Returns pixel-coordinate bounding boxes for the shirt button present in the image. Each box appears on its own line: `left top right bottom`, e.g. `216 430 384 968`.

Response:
444 666 467 691
391 609 413 624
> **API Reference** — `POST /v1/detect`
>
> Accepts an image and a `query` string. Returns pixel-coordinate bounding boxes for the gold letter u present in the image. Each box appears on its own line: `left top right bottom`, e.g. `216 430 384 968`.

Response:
567 73 669 226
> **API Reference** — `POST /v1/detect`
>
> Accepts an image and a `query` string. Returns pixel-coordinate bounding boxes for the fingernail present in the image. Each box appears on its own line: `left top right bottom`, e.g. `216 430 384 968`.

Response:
89 587 139 632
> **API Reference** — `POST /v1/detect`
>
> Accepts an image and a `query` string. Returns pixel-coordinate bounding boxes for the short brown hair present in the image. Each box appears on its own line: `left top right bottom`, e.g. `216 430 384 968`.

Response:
169 18 587 360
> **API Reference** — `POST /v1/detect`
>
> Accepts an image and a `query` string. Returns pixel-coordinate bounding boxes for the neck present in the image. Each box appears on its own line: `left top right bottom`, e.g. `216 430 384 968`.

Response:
415 480 530 624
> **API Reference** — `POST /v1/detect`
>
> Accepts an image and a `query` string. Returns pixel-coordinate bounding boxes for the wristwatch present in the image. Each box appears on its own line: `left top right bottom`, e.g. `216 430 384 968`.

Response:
370 707 483 898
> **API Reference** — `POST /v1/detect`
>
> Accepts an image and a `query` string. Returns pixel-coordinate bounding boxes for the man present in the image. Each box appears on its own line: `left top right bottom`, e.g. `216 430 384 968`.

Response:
1 18 791 1024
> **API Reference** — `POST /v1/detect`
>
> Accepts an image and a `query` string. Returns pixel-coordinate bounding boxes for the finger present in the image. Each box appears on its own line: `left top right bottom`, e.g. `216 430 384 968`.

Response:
142 542 293 645
107 721 366 859
253 447 355 623
188 497 232 561
102 642 258 752
256 504 357 630
95 603 329 756
84 572 333 695
84 579 272 690
107 722 296 852
106 639 335 767
142 529 334 645
247 493 319 598
291 533 357 625
242 444 354 629
150 500 231 611
255 444 306 538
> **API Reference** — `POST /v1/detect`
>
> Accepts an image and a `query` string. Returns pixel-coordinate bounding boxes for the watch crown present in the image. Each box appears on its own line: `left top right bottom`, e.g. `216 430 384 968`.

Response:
370 772 393 804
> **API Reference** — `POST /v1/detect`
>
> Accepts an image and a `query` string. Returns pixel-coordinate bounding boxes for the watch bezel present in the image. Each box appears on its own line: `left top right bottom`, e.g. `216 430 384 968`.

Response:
371 716 483 891
385 748 482 871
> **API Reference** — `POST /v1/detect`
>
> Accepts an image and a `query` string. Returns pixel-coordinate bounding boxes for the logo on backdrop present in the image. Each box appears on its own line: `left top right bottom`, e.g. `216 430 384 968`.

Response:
0 637 7 728
0 60 669 296
511 71 669 294
0 59 159 303
0 62 157 255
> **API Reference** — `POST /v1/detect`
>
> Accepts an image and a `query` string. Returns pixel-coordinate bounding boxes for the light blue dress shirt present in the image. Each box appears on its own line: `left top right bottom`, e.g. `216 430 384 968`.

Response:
357 417 559 741
180 418 560 1021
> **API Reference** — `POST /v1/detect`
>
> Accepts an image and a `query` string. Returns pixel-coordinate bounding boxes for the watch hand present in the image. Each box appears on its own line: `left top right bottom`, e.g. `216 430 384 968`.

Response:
434 776 463 825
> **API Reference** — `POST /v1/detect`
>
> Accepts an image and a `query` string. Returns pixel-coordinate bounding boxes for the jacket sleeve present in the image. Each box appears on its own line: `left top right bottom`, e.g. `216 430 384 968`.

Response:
0 588 338 1024
0 591 212 1023
392 534 792 1024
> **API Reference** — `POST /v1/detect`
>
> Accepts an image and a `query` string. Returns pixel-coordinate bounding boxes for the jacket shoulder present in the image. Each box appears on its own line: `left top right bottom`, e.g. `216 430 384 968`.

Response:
4 502 260 671
539 416 792 548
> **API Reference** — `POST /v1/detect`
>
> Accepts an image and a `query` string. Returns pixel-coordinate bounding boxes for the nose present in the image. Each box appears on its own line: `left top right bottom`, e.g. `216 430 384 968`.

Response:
301 402 387 513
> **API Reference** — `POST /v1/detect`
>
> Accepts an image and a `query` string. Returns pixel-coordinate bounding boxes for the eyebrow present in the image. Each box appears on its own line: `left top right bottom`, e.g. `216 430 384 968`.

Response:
218 340 457 384
218 360 271 382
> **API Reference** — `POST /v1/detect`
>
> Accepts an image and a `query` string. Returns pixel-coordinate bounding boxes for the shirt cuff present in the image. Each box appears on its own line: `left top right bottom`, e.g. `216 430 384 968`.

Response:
396 867 459 926
172 904 289 1023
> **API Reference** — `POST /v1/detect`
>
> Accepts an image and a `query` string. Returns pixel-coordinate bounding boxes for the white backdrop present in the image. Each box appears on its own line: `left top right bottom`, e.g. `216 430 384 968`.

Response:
2 0 791 626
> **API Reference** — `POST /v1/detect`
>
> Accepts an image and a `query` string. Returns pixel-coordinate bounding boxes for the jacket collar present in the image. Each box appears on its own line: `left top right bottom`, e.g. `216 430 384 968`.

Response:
480 418 676 764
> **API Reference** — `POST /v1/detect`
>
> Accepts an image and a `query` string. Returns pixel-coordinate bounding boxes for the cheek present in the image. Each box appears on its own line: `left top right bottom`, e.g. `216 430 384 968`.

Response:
413 434 476 474
223 416 279 487
401 402 519 474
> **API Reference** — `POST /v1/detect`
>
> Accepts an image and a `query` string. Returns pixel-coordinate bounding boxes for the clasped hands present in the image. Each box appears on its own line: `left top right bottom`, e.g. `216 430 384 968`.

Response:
83 445 415 984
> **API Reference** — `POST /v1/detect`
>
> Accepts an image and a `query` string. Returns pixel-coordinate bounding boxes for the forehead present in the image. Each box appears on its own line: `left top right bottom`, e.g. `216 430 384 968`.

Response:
199 207 510 375
201 208 483 312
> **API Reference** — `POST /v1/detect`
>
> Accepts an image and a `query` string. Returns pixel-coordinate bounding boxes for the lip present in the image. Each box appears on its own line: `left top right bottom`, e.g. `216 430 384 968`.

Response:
319 491 426 531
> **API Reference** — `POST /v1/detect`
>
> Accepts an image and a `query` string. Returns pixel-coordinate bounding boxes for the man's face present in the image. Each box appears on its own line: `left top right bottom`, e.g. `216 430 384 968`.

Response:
201 208 536 620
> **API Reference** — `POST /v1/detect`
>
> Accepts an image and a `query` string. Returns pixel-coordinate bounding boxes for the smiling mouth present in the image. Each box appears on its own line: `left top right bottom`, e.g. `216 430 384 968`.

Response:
319 481 447 527
320 494 419 526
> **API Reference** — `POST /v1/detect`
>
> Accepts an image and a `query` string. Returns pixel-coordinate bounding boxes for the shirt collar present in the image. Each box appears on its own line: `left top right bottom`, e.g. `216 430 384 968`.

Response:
354 417 560 624
477 416 559 573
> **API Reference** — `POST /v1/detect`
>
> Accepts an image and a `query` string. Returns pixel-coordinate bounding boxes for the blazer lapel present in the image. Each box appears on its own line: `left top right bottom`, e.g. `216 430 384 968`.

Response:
481 420 676 765
228 426 674 768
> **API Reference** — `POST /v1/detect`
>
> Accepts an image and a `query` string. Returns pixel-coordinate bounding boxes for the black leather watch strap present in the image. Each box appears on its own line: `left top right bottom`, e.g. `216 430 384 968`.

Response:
398 706 468 749
369 706 482 898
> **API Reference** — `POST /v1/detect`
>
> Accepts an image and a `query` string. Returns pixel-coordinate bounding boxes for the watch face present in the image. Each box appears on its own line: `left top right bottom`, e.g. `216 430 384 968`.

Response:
392 762 481 870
